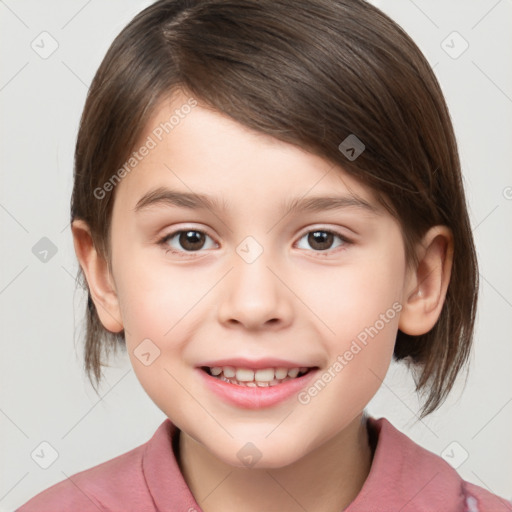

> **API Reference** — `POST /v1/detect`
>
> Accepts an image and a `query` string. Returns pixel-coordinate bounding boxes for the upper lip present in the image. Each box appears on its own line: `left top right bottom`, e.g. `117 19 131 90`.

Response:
197 357 318 370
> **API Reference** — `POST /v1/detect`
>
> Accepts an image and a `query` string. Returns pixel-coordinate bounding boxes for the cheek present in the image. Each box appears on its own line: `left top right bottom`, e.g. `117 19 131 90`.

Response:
116 262 190 407
113 251 212 391
302 251 404 342
114 250 205 338
301 299 400 432
298 228 405 388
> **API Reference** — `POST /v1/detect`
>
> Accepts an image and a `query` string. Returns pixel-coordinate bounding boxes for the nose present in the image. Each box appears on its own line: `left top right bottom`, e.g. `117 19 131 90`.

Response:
216 248 293 331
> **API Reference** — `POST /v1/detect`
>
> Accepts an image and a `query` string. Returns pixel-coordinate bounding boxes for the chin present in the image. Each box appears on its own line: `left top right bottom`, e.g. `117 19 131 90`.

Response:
212 439 305 470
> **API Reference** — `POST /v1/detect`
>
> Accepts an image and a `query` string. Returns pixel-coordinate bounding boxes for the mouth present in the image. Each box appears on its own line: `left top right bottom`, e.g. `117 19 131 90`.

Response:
199 365 318 388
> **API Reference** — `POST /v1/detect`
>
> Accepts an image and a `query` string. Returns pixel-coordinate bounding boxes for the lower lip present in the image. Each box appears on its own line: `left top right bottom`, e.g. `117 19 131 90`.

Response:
196 368 319 409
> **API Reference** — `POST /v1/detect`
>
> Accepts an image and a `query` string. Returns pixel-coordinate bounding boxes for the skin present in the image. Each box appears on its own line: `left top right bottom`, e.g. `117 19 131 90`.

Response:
72 88 453 512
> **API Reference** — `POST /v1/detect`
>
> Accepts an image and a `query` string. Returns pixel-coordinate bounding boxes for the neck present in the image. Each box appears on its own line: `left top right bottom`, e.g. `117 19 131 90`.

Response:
177 412 374 512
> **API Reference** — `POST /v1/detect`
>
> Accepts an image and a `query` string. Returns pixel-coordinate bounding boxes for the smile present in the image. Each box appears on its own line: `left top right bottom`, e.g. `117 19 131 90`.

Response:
197 366 320 409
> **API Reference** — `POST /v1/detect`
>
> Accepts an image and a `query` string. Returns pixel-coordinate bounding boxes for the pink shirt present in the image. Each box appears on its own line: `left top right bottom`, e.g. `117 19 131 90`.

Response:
17 416 508 511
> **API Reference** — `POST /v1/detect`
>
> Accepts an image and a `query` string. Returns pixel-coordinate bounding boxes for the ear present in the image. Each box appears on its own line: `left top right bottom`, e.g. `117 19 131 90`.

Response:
398 225 454 336
71 219 124 333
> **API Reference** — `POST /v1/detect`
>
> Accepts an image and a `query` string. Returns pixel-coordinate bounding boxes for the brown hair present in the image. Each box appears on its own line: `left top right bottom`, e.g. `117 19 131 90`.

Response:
71 0 478 418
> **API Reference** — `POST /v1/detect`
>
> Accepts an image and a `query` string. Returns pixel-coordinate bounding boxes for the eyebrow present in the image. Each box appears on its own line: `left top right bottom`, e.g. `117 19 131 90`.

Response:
133 186 229 213
283 194 379 215
132 186 379 215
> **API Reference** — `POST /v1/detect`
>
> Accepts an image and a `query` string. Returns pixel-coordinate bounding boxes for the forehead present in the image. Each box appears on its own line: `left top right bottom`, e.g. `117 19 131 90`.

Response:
112 89 380 214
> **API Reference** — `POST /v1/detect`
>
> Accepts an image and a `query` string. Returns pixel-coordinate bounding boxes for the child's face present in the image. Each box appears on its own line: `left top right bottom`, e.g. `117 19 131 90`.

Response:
106 89 411 467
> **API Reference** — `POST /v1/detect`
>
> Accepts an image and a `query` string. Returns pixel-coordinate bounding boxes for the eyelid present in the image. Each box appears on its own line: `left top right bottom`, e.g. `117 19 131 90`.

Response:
293 226 353 253
165 227 215 239
156 225 218 255
295 224 353 240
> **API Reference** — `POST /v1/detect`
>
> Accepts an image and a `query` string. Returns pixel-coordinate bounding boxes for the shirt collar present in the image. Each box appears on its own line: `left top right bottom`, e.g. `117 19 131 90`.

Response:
142 418 202 511
142 416 465 512
345 416 465 511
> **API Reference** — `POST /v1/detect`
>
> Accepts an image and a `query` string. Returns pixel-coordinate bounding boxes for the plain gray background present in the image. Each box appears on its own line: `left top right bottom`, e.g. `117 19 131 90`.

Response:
1 1 511 510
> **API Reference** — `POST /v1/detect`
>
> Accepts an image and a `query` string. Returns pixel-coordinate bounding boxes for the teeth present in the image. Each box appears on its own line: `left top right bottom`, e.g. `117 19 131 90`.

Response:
236 368 256 382
223 366 236 378
287 368 300 378
275 368 288 379
208 365 310 386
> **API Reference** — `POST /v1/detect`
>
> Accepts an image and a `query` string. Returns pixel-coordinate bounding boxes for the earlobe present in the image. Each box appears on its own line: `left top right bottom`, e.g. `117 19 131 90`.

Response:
398 226 453 336
71 220 124 333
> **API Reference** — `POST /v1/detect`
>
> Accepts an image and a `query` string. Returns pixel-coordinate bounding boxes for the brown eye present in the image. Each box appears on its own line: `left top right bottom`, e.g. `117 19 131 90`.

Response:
308 231 334 250
296 229 350 253
178 230 206 251
159 229 216 254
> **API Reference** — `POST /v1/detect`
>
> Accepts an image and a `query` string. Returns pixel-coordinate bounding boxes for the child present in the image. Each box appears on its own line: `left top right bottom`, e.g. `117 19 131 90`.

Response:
17 0 509 510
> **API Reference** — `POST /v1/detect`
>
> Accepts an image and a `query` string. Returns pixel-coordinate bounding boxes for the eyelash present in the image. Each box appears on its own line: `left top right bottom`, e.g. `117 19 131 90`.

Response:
156 227 353 257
